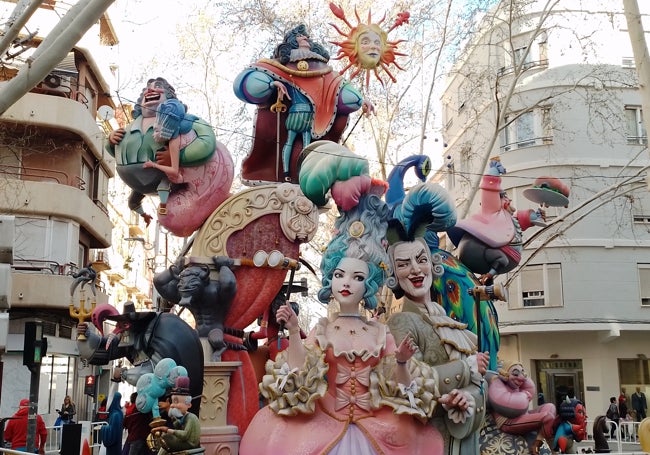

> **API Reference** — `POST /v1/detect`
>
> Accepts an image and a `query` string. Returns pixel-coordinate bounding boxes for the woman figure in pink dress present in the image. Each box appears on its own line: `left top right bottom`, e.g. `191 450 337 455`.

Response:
239 193 447 454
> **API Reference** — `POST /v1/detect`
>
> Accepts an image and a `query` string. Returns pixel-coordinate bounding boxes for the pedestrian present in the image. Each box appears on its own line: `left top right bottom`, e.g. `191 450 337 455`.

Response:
619 395 629 439
3 398 47 454
606 396 620 439
100 392 124 455
95 397 108 422
632 386 647 421
58 395 76 424
124 392 137 417
122 393 152 455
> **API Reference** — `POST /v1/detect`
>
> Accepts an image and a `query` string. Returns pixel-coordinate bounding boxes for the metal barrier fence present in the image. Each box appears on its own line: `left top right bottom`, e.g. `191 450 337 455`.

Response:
578 418 648 454
46 422 107 455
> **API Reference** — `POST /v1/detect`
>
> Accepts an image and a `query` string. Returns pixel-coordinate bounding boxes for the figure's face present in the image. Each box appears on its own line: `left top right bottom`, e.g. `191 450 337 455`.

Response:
392 241 432 303
296 34 311 49
332 257 368 308
506 364 527 389
358 30 382 69
574 403 587 425
141 80 168 118
169 395 191 418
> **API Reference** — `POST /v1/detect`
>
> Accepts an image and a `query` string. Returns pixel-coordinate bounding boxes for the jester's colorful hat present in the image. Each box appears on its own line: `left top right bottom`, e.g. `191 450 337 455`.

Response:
387 182 457 249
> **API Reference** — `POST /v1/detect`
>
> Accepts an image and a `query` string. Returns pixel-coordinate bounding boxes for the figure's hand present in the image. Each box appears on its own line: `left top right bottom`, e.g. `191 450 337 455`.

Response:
275 303 299 333
112 367 125 383
395 333 418 363
212 256 234 269
439 389 470 412
270 81 290 101
76 322 88 337
152 426 169 435
362 99 375 116
478 273 493 285
108 128 125 145
476 351 489 375
155 149 171 166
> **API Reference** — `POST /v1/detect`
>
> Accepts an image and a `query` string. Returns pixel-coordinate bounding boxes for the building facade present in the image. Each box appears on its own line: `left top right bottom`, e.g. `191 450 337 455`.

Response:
0 2 156 423
440 0 650 413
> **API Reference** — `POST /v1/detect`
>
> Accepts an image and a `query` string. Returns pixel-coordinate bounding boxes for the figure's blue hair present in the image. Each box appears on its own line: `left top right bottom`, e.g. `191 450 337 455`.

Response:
318 194 390 310
156 99 199 139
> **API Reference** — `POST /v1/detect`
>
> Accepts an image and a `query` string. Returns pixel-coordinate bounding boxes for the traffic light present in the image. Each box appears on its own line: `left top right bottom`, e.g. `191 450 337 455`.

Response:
84 375 96 397
23 321 47 372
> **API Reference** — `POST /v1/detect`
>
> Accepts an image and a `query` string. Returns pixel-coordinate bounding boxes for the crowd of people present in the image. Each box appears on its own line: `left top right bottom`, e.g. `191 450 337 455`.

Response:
606 387 648 442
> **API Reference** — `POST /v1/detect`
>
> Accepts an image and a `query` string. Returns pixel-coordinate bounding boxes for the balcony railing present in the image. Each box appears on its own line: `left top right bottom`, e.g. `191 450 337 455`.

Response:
500 136 553 152
0 163 70 186
11 259 77 276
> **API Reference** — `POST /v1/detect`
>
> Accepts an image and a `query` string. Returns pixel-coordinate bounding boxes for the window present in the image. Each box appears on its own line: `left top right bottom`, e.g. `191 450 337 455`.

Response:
523 290 545 307
499 31 549 76
81 159 92 196
625 106 647 145
443 101 453 130
619 358 650 386
510 263 563 309
502 107 553 151
41 354 75 415
14 216 79 267
514 46 532 68
622 57 636 69
637 264 650 306
457 80 468 112
516 111 535 147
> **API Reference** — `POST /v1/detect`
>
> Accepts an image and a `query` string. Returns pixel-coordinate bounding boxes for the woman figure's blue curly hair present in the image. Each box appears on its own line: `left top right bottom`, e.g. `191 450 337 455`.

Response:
318 193 390 310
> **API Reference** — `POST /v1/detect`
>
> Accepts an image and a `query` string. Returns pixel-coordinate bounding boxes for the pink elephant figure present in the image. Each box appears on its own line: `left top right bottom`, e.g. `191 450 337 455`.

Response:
488 361 556 455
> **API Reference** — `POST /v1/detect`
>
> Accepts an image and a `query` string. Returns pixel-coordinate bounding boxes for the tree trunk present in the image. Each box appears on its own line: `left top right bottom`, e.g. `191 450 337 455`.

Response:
623 0 650 142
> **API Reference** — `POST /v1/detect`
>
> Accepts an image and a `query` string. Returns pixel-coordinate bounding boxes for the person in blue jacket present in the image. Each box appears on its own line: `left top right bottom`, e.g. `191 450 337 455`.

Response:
100 392 124 455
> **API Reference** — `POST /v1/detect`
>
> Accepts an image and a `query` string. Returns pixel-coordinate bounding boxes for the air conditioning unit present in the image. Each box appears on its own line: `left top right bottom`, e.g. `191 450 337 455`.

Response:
40 74 72 93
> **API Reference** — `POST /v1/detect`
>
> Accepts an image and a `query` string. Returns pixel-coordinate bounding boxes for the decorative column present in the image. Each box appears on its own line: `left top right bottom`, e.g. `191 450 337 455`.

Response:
199 340 242 454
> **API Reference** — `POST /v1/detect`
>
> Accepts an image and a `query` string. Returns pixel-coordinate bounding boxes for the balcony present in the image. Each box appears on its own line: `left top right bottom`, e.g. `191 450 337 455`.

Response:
0 179 112 248
92 250 111 272
0 89 105 160
10 262 108 310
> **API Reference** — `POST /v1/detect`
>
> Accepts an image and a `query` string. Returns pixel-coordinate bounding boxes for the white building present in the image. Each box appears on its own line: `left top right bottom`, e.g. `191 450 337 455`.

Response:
0 1 156 422
441 0 650 413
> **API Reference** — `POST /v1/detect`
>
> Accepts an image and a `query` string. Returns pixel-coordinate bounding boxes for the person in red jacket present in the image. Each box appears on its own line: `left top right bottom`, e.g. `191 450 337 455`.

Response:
3 398 47 454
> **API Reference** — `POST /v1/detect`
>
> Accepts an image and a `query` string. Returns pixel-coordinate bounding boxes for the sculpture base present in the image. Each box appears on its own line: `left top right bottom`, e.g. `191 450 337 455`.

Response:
199 425 240 455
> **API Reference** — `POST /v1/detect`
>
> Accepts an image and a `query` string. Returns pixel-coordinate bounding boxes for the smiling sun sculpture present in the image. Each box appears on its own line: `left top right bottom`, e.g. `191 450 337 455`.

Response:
328 2 410 87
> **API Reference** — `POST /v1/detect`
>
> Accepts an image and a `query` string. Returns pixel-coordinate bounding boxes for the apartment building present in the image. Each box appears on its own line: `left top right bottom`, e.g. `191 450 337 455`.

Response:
0 2 143 422
440 0 650 411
